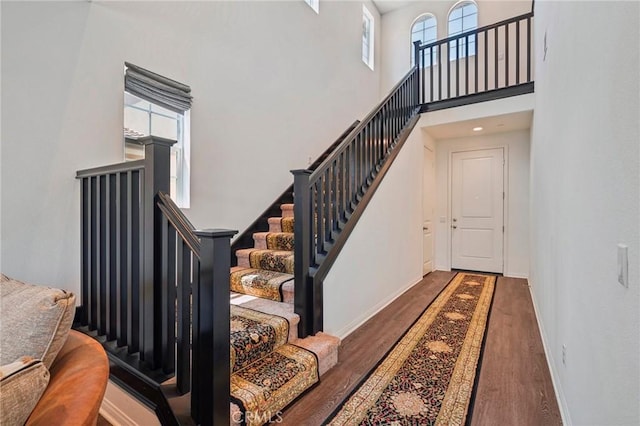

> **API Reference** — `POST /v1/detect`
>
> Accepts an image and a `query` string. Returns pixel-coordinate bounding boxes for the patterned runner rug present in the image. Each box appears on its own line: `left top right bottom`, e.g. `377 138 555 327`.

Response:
230 268 293 302
327 273 495 425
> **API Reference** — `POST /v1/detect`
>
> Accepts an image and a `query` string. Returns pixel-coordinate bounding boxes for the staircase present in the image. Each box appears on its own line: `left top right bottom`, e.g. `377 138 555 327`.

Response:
228 203 340 425
73 12 535 422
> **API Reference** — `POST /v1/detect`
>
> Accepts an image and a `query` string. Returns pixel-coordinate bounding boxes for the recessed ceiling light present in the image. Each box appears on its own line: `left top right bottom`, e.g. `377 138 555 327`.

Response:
473 126 483 132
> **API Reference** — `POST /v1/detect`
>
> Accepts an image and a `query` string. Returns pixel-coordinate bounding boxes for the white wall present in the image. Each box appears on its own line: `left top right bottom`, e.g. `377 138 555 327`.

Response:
380 0 532 94
431 129 530 277
1 1 381 294
323 123 423 338
530 1 639 425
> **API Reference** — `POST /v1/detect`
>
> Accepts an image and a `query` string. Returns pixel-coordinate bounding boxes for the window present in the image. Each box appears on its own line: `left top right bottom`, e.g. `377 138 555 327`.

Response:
123 63 192 208
448 1 478 60
362 5 375 70
304 0 319 14
411 14 437 66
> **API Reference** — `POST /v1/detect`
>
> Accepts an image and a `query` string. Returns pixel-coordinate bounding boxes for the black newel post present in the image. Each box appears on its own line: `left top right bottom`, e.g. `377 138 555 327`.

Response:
140 136 176 369
413 40 422 105
192 229 236 426
292 169 313 338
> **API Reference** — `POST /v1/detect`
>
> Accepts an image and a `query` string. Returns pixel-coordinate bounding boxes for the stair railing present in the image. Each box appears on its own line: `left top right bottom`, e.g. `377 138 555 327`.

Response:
292 67 421 337
77 137 235 425
415 11 534 110
156 191 235 426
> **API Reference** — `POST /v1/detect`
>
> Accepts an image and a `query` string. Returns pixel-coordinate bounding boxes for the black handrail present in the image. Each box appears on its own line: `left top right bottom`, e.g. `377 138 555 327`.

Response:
230 120 360 263
415 11 534 108
155 194 236 426
157 191 200 255
77 138 235 426
292 66 421 337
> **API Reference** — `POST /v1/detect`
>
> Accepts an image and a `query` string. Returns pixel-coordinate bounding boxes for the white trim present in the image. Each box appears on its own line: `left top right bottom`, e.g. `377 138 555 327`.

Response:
503 272 529 279
447 0 478 22
304 0 319 14
527 283 572 425
179 110 191 209
410 13 437 66
100 398 138 426
100 381 160 426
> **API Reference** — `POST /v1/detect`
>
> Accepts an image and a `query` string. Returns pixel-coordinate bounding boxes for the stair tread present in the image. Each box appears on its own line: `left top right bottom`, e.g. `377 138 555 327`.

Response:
231 294 298 342
230 305 290 373
253 232 294 251
231 343 318 426
230 267 293 302
267 217 294 233
237 248 294 274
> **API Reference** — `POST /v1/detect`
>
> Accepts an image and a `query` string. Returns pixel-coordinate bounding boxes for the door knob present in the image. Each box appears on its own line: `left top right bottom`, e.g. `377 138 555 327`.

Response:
452 218 457 222
452 225 457 229
423 226 429 231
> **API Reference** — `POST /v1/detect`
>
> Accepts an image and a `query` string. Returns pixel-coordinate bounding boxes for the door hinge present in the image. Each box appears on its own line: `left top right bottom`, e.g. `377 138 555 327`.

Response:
502 191 505 200
502 225 505 232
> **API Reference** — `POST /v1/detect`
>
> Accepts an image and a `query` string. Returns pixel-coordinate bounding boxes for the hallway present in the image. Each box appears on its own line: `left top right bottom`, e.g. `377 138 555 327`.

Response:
283 271 562 425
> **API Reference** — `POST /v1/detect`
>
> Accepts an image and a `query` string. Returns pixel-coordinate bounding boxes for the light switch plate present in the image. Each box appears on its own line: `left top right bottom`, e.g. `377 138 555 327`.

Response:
617 243 628 287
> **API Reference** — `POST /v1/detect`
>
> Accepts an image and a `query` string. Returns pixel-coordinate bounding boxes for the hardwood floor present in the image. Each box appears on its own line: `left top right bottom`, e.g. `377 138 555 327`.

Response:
281 271 562 426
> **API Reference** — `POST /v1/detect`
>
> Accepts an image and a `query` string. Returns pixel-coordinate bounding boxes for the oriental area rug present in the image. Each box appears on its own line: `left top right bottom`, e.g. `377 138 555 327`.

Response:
327 273 495 426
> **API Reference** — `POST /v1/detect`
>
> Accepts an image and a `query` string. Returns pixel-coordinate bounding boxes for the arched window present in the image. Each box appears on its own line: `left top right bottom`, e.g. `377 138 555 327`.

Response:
448 1 478 59
411 14 437 66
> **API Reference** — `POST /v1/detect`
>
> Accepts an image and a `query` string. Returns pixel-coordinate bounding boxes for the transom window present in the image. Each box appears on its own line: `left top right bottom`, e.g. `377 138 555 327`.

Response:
304 0 319 14
448 1 478 60
411 14 437 66
362 5 375 70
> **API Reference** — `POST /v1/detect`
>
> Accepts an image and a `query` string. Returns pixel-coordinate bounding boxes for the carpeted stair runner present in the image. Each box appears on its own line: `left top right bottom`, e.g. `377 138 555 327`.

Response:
253 232 294 251
267 217 294 233
230 305 290 373
227 202 339 425
231 344 319 426
230 267 294 303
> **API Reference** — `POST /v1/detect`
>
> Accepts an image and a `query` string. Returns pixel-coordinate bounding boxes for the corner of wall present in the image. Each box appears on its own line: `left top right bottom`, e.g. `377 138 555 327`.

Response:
527 282 572 426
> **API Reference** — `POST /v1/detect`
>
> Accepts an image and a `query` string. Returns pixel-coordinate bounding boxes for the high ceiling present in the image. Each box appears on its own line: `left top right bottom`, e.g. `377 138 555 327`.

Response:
372 0 416 15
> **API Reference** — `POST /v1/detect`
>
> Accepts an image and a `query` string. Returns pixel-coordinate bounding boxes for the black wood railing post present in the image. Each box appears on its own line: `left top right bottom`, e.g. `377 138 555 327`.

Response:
191 229 236 426
140 135 176 369
413 40 421 104
292 169 314 338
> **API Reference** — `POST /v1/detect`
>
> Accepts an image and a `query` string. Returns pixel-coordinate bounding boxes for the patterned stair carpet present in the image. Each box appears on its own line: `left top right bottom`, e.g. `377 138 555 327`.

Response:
230 305 290 372
230 268 293 302
249 249 294 274
230 304 318 426
231 343 318 426
229 204 324 425
327 273 495 425
263 232 294 251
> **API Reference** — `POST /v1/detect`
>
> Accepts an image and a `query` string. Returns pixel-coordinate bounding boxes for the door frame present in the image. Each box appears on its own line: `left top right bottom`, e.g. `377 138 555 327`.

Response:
446 145 508 274
422 145 435 276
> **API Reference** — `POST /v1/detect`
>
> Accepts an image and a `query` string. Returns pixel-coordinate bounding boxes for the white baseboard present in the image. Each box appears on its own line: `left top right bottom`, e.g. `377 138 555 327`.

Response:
504 272 529 279
333 275 421 340
527 283 571 426
100 381 160 426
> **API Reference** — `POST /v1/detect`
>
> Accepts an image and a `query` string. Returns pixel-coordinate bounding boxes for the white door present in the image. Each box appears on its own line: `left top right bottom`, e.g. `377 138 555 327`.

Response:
423 146 435 275
451 148 504 273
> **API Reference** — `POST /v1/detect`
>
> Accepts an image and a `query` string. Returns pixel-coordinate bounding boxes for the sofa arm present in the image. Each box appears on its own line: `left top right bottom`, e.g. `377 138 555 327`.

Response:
26 330 109 426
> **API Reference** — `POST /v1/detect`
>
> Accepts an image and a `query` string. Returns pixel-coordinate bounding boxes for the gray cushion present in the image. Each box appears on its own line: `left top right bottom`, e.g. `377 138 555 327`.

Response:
0 357 50 426
0 274 76 369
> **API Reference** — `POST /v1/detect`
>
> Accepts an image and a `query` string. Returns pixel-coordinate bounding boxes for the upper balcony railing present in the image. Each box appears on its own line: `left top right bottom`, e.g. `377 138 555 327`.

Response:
414 11 534 111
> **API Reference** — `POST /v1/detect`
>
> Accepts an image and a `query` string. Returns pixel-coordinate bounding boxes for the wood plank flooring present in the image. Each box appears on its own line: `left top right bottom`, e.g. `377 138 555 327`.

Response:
281 271 562 426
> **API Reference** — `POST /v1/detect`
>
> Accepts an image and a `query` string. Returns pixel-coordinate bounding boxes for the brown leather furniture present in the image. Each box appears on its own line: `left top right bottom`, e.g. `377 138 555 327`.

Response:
26 330 109 426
